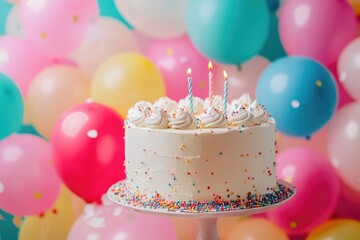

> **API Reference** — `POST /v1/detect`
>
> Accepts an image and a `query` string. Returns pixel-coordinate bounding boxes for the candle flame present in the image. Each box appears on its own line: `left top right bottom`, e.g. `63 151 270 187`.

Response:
208 61 213 70
187 68 192 76
223 70 228 79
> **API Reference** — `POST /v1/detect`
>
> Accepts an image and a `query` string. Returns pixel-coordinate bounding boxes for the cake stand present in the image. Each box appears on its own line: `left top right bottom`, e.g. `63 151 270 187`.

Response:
107 180 295 240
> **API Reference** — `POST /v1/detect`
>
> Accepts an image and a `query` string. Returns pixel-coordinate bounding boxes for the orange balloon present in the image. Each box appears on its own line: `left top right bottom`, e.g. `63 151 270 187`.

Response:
171 217 198 240
26 65 91 138
348 0 360 15
217 216 244 239
226 218 289 240
306 219 360 240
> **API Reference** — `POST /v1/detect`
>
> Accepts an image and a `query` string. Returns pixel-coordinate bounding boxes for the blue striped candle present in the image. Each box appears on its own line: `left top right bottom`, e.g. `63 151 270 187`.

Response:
223 70 228 114
187 68 194 114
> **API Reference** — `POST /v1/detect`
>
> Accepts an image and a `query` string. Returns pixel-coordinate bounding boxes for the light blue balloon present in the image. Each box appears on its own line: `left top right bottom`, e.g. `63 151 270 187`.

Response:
0 209 21 240
256 56 338 137
0 73 24 140
187 0 270 65
97 0 133 29
0 1 13 35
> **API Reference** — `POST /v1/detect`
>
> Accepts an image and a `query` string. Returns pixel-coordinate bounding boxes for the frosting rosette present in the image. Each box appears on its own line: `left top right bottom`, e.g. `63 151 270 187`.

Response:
228 104 253 126
204 95 230 112
169 108 197 130
231 93 253 109
178 95 203 115
248 100 269 123
145 107 170 129
153 97 177 114
127 101 152 127
199 106 228 128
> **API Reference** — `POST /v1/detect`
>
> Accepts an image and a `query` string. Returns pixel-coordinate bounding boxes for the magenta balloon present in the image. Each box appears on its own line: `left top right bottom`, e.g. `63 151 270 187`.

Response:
334 179 360 221
20 0 99 57
267 147 340 235
146 35 222 101
279 0 357 65
0 36 52 95
0 134 61 215
51 102 125 203
328 102 360 193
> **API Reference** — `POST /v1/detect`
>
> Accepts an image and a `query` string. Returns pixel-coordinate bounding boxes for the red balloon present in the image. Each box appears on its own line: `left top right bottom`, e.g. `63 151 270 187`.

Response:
51 102 125 203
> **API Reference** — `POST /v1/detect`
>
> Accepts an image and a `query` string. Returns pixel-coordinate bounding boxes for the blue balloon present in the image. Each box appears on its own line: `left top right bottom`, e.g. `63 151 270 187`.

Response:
97 0 133 29
187 0 270 65
0 209 21 240
260 13 287 61
256 56 338 137
0 1 13 35
265 0 280 12
0 73 24 139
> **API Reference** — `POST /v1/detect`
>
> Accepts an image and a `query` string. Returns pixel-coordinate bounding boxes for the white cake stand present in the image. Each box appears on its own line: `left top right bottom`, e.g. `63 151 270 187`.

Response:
107 180 295 240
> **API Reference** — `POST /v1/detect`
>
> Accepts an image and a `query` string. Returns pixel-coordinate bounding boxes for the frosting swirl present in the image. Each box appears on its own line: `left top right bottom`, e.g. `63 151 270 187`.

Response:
248 100 269 123
127 101 152 127
199 106 228 128
145 108 169 129
178 96 203 115
169 108 197 130
204 95 229 112
231 93 253 109
153 97 177 114
228 104 253 126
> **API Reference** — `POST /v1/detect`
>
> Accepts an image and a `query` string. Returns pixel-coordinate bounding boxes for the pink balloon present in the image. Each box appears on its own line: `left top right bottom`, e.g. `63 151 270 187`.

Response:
214 56 269 101
279 0 357 65
334 179 360 221
19 0 99 57
0 134 61 216
328 102 360 193
146 35 222 101
68 201 176 240
267 147 340 235
0 36 52 95
338 37 360 100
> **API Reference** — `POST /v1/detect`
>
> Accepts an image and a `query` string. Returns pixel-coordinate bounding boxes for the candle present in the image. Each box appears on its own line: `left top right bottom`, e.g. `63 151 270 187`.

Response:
187 68 194 114
208 61 213 105
223 70 228 114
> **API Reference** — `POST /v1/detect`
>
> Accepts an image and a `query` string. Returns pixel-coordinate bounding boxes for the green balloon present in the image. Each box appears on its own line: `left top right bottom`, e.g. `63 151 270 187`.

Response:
0 73 24 139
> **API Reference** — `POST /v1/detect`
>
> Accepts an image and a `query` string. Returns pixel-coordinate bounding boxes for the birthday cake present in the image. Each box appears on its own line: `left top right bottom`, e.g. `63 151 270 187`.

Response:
122 94 280 205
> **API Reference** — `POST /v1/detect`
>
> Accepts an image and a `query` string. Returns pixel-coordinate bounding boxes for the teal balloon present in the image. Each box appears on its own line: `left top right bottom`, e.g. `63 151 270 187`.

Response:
18 124 43 138
0 1 13 35
0 73 24 139
0 209 21 240
260 13 287 61
256 56 338 137
187 0 270 65
97 0 133 29
265 0 280 12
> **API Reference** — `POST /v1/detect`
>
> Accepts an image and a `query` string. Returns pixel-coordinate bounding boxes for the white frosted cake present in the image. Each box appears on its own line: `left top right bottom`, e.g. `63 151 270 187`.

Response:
123 94 278 203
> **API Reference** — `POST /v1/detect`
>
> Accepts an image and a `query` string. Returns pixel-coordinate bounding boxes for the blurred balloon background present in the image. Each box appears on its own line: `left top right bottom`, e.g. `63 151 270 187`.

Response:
0 0 360 239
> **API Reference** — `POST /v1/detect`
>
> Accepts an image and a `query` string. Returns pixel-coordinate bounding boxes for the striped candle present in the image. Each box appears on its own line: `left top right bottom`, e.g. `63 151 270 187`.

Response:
223 70 228 114
187 68 194 114
208 61 213 105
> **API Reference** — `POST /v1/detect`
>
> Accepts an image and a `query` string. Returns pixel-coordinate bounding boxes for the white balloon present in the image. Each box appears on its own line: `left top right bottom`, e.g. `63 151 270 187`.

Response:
6 4 24 36
115 0 189 39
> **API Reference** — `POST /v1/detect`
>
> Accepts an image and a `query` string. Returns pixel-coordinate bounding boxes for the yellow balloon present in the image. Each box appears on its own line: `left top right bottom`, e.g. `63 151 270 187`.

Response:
92 52 166 118
18 186 85 240
306 219 360 240
348 0 360 16
26 65 91 139
226 218 289 240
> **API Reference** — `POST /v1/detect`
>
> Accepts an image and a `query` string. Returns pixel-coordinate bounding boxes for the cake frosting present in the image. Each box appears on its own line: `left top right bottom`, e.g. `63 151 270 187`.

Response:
124 94 276 202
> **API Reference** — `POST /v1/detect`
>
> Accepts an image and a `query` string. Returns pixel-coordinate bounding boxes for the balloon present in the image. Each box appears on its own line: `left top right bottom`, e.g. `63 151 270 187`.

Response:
27 65 91 139
69 202 176 240
217 217 243 240
306 219 360 240
335 179 360 221
92 53 166 118
188 0 270 65
256 56 338 137
214 56 269 101
265 0 280 12
267 147 340 235
97 0 132 29
348 0 360 15
0 0 12 35
19 187 82 240
0 134 61 215
0 36 52 95
338 38 360 100
6 4 23 36
19 0 99 57
227 218 289 240
0 73 24 140
115 0 189 39
71 17 139 77
279 0 357 65
171 217 198 240
260 13 287 61
327 102 360 193
51 102 125 203
0 209 21 240
146 36 221 101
